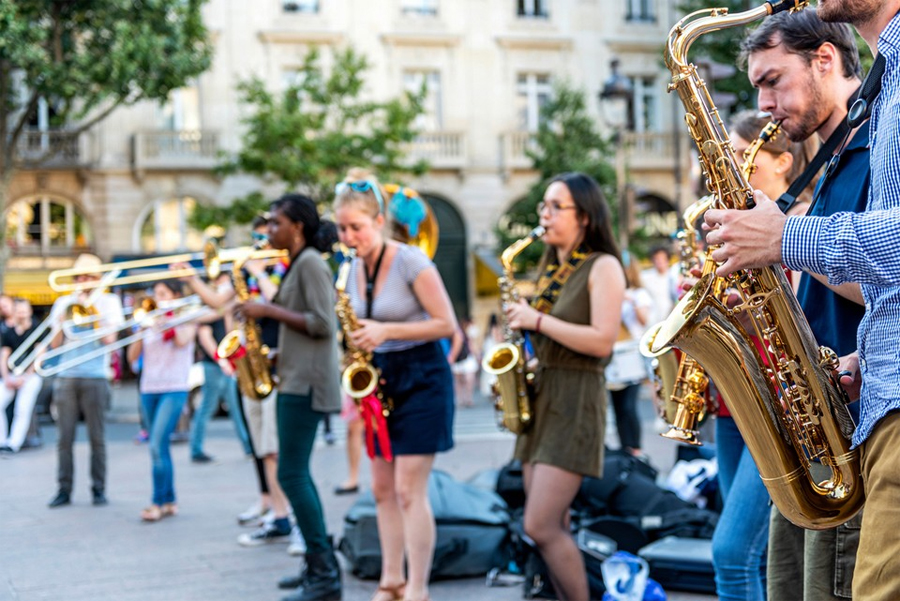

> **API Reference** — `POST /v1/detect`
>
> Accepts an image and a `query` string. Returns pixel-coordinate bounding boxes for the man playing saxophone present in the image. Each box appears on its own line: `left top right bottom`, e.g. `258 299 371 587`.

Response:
738 11 868 601
704 3 900 598
505 172 624 600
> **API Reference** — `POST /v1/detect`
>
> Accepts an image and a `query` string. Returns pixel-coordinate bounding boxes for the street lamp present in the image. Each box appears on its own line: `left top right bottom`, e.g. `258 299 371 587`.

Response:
599 58 635 249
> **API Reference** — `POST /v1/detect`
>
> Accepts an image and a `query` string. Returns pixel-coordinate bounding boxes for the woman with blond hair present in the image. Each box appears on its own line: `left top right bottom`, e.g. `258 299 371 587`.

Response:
333 168 456 601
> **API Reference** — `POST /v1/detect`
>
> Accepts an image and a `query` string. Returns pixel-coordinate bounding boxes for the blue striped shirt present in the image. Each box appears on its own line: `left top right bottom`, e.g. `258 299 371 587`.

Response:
782 11 900 447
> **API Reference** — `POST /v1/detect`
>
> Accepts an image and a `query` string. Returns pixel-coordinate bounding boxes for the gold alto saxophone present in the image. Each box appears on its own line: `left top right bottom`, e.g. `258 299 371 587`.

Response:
334 248 382 403
482 226 545 434
217 250 275 401
652 0 864 529
643 121 782 445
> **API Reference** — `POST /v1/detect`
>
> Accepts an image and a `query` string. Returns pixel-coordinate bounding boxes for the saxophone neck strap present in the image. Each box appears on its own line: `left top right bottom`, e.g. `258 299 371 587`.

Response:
364 242 387 319
532 244 591 314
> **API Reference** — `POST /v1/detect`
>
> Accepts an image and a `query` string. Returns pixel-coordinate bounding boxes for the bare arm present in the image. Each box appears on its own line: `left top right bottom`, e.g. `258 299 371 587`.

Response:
126 338 142 365
806 273 865 305
447 327 464 363
244 260 279 302
179 267 236 309
172 324 197 348
506 255 625 358
197 325 218 358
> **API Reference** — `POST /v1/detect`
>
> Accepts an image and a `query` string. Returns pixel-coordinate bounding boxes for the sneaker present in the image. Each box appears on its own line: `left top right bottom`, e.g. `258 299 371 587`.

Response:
237 503 269 526
323 430 336 445
237 522 292 547
191 452 214 464
287 525 307 556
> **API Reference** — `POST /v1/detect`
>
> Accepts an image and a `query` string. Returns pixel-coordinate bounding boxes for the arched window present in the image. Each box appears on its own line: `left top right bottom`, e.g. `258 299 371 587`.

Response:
137 196 205 253
5 196 93 254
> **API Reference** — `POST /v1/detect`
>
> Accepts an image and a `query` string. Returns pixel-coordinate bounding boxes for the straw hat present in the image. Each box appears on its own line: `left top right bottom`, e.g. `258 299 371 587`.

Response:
72 253 103 272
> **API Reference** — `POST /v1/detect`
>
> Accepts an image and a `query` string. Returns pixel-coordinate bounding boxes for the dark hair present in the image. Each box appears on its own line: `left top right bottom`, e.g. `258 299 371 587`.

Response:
547 172 621 261
649 245 671 259
730 109 818 199
153 280 184 297
251 215 268 230
270 193 338 253
738 10 861 79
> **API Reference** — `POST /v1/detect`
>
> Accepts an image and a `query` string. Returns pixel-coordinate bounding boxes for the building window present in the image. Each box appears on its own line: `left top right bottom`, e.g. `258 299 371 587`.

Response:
626 0 655 22
518 0 549 18
404 70 443 131
401 0 438 16
632 76 660 132
138 197 204 253
283 0 319 13
158 84 201 131
515 73 552 131
5 197 92 254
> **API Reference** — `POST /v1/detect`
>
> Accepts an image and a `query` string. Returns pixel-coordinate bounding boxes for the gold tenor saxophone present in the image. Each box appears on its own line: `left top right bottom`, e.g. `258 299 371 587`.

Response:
334 248 382 403
217 250 275 401
643 121 782 445
482 226 546 434
653 0 864 529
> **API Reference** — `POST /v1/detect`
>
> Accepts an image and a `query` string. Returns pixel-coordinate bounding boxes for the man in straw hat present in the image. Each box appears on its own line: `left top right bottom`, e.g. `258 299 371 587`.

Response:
47 253 124 508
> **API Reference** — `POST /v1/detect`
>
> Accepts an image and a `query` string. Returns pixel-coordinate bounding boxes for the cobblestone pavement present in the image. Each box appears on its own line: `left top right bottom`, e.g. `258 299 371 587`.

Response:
1 383 716 601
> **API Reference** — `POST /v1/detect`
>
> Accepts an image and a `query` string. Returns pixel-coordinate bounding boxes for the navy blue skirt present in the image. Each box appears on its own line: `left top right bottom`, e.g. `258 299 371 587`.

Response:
372 341 455 456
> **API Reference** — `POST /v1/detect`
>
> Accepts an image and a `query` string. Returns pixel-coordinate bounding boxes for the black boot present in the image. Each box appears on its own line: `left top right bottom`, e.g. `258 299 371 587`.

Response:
277 564 306 590
280 549 341 601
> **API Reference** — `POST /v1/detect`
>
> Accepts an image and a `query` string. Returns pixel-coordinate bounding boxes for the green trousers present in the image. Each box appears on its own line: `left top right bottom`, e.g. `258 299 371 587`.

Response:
276 391 329 555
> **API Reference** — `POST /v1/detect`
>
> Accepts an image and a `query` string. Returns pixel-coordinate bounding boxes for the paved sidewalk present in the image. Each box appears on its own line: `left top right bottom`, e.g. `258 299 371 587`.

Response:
1 384 716 601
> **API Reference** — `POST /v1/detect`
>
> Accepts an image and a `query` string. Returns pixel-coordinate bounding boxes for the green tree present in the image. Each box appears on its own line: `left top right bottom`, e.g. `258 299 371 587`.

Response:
190 46 426 231
0 0 212 282
495 81 616 272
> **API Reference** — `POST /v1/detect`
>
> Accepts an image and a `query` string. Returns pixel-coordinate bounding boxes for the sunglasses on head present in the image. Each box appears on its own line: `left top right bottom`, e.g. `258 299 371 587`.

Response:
335 180 384 213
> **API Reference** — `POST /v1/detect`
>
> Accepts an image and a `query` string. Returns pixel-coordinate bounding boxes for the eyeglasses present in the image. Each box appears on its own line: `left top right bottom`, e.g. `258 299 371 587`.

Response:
537 201 577 216
335 180 385 212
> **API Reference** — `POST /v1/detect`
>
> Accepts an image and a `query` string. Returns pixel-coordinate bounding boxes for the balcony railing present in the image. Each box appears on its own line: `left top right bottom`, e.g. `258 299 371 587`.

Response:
500 131 537 172
623 131 682 168
132 130 221 172
408 132 466 169
16 130 89 167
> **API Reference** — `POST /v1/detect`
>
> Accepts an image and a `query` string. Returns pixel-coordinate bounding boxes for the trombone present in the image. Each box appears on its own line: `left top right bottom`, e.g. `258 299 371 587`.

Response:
7 269 122 377
33 295 212 378
47 242 288 293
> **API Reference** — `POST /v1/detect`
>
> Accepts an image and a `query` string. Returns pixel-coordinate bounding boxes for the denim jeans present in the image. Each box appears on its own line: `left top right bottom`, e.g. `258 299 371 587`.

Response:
713 416 770 601
189 362 250 457
142 391 187 506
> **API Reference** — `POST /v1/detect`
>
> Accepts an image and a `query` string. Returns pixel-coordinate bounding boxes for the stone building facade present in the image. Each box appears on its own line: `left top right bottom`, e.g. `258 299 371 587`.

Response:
7 0 689 314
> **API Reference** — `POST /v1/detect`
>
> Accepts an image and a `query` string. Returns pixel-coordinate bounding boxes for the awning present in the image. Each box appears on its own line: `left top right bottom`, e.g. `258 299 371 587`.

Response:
474 249 502 296
3 269 60 307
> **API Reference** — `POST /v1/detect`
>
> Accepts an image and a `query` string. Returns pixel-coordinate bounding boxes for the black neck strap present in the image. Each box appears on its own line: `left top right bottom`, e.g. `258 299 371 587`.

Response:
364 243 386 319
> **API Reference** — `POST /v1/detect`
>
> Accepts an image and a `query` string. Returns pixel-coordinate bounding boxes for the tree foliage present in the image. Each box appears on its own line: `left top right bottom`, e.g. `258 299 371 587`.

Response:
190 46 427 231
495 81 616 271
0 0 212 173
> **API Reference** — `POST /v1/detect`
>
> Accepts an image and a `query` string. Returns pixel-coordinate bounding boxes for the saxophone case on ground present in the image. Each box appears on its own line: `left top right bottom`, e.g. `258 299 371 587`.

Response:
654 0 863 530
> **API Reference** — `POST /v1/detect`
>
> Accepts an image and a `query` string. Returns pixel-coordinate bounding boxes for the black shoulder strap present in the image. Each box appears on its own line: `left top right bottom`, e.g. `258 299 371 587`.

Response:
776 55 885 215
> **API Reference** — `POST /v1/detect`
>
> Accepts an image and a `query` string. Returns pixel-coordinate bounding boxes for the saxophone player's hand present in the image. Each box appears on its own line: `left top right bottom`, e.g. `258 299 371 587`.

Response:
237 300 269 320
837 352 862 402
506 299 540 332
703 190 787 276
349 319 389 352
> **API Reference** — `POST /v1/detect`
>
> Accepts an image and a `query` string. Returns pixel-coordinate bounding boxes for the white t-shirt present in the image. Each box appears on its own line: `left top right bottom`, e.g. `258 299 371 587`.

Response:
641 266 679 324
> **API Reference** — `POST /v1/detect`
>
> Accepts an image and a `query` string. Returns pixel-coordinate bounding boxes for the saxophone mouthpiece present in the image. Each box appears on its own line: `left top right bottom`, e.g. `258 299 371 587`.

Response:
531 226 546 239
767 0 808 15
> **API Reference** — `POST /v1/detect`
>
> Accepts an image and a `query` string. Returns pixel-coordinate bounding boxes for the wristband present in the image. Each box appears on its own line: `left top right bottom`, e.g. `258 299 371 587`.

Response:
535 314 543 334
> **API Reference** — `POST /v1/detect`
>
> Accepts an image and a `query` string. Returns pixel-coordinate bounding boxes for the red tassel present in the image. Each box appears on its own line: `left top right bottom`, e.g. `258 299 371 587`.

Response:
359 393 392 462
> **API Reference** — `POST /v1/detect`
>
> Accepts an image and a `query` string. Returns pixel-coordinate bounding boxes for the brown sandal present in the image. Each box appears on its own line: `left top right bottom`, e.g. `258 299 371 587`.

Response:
161 503 178 518
373 582 406 601
141 505 162 522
